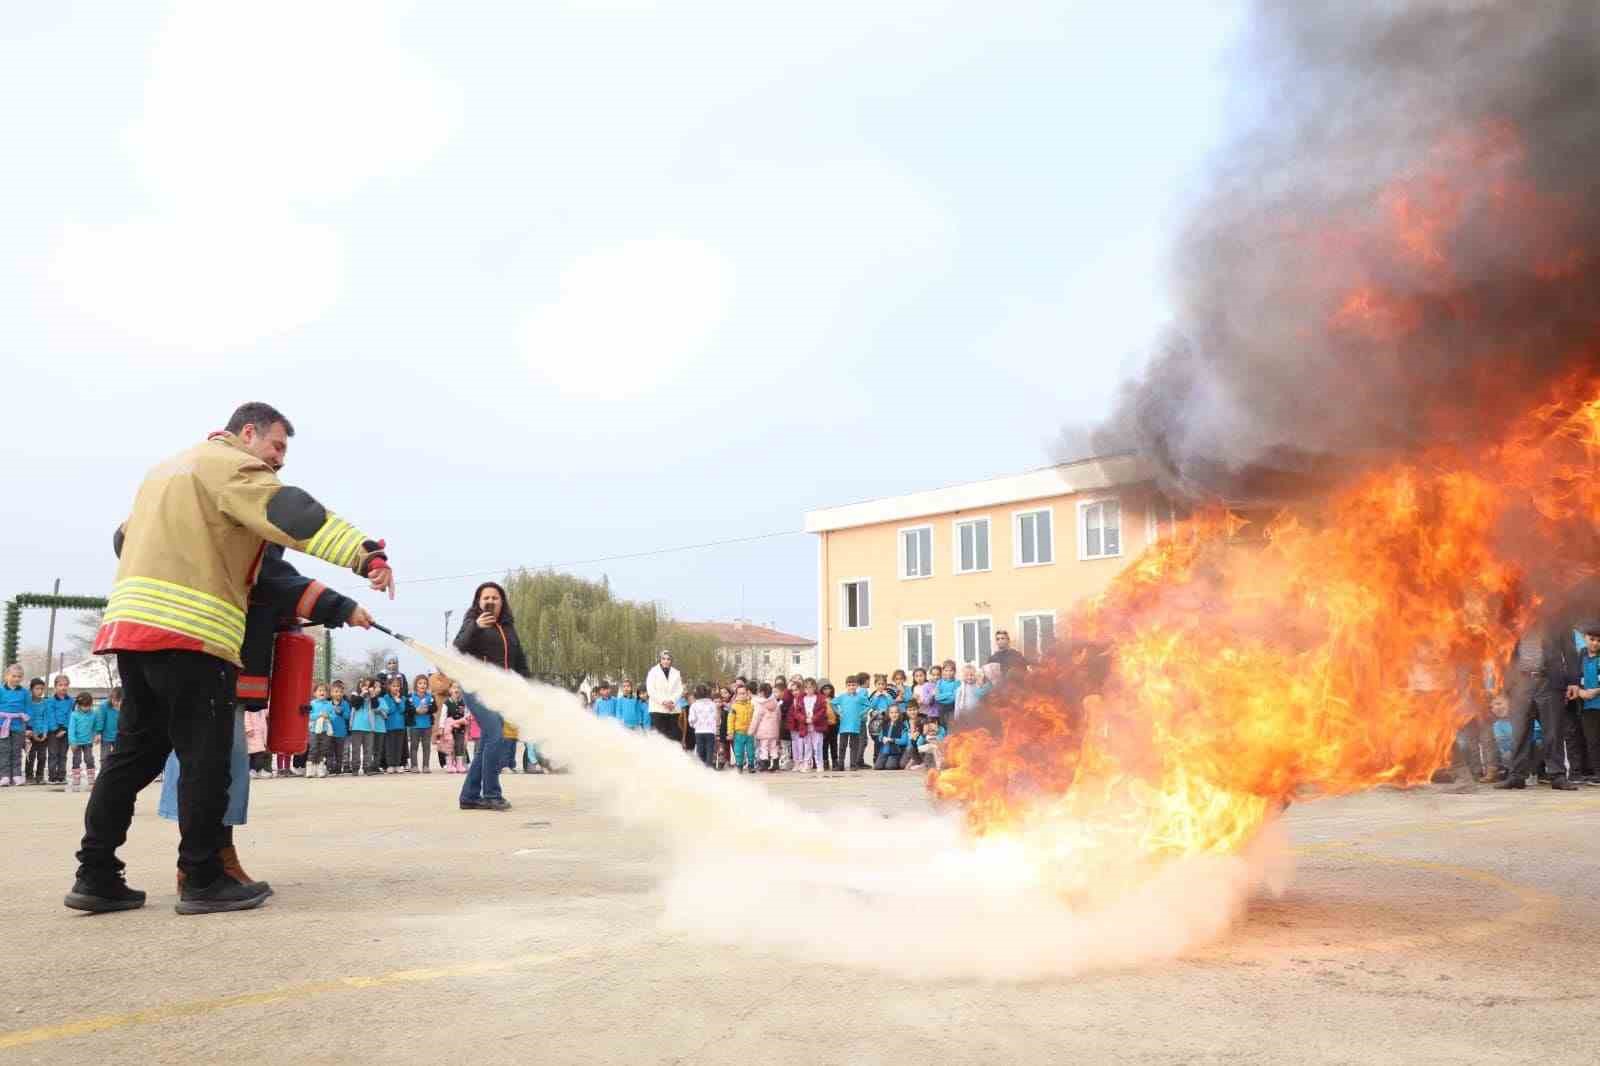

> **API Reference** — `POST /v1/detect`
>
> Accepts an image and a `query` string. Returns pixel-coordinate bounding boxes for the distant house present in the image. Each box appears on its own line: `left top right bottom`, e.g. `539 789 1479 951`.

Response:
57 655 119 698
674 620 819 683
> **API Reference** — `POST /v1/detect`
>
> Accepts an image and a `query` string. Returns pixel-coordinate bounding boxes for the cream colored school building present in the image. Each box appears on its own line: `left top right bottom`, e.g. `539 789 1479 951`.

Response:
804 454 1174 680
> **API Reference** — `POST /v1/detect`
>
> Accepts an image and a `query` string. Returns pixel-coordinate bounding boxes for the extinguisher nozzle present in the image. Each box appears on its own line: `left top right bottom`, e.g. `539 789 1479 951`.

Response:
369 621 413 646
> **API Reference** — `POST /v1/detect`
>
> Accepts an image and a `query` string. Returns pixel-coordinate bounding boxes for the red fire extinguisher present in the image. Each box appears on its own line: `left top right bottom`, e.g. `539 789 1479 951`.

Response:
266 628 316 755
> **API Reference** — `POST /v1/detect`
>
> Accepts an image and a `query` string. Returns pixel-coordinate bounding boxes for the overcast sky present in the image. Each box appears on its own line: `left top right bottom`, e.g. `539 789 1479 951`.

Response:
0 0 1240 674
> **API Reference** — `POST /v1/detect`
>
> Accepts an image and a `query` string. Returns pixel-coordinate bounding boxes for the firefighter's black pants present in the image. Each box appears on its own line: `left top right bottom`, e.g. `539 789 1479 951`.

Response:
77 651 236 888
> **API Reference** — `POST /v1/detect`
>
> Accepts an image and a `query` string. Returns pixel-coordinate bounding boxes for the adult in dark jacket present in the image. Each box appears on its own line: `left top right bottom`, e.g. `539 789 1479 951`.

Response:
455 581 528 811
155 544 368 892
1498 618 1583 790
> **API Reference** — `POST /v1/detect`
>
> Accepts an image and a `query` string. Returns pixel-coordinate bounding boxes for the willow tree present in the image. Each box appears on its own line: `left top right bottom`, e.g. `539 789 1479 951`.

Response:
503 570 722 690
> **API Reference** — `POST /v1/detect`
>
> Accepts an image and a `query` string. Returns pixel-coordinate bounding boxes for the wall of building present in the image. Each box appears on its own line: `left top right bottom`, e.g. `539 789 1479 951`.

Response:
720 643 819 683
817 483 1172 678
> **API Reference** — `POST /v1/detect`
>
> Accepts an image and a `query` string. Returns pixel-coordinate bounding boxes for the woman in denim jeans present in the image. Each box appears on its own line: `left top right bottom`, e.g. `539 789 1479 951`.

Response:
454 582 529 812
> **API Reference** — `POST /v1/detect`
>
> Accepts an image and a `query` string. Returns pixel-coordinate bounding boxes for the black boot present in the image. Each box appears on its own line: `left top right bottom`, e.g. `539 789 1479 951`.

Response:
1495 775 1526 789
64 871 147 913
176 875 271 915
1550 775 1580 791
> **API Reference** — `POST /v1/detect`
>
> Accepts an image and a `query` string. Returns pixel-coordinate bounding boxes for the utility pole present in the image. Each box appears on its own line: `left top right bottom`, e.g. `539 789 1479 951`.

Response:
42 578 61 680
323 628 333 685
444 610 453 643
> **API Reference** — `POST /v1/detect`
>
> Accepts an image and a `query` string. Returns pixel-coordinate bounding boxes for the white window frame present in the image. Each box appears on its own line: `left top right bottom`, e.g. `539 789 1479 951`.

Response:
1015 610 1058 660
900 620 936 672
897 523 934 580
1076 496 1124 561
954 615 994 667
951 514 993 575
1011 506 1056 568
839 577 872 631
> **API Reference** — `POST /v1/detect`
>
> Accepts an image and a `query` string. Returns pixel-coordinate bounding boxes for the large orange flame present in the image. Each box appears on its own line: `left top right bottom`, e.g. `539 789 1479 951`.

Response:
933 125 1600 869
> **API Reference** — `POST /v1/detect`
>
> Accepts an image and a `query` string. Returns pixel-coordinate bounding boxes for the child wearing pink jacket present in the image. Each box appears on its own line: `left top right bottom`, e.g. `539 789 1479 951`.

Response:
244 707 269 779
748 683 781 772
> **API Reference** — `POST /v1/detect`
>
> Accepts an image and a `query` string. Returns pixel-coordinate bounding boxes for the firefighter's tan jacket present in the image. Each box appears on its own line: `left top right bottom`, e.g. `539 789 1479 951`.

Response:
95 432 384 667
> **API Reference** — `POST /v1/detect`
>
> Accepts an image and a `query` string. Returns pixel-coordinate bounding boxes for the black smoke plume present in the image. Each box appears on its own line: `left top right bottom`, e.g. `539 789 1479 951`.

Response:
1094 0 1600 501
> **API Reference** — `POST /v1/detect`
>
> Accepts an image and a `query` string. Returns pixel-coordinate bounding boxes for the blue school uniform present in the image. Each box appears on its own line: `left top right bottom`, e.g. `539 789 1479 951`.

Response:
934 678 959 707
327 699 351 738
381 694 408 732
411 693 433 729
1581 653 1600 711
349 696 381 732
42 694 74 733
593 695 618 719
67 708 99 746
97 700 119 744
0 685 29 732
618 694 647 729
832 691 870 734
309 698 339 733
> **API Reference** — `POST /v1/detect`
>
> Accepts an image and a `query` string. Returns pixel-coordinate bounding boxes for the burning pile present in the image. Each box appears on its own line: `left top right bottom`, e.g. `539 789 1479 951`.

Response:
936 2 1600 870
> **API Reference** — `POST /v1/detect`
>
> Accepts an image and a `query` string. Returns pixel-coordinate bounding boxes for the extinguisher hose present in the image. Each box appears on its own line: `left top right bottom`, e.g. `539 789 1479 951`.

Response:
369 621 413 645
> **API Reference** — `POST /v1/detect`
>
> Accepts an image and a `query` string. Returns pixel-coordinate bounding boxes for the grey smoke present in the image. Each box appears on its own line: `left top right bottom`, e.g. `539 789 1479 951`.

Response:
1093 0 1600 499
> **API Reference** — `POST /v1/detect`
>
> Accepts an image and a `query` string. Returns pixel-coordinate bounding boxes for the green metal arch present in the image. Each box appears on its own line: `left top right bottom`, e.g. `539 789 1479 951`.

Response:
3 594 108 669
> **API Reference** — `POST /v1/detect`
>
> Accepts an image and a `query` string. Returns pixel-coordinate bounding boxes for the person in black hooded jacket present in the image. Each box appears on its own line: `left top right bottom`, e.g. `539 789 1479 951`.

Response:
454 581 528 811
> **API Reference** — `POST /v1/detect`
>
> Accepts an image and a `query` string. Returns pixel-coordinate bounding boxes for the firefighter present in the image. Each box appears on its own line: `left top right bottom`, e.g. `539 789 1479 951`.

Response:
156 544 373 895
67 402 395 915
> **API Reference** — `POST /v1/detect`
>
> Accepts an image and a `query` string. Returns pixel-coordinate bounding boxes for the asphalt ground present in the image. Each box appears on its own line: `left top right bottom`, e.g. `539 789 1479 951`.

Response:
2 769 1596 1065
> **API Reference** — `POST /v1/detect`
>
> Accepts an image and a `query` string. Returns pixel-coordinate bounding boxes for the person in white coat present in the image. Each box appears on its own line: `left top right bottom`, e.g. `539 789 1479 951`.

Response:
645 650 684 743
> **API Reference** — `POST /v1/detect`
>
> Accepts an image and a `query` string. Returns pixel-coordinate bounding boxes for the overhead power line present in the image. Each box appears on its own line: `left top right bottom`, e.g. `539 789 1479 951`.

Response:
341 528 807 589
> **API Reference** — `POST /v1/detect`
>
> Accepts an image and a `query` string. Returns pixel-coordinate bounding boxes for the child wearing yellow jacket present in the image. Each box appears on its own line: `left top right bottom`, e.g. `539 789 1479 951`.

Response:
728 683 756 773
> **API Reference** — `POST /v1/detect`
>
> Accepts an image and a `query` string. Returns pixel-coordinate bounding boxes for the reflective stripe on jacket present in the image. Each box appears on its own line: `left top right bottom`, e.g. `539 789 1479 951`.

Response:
94 432 382 666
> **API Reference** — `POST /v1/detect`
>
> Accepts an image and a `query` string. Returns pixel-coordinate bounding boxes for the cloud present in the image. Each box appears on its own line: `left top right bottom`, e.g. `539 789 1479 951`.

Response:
47 0 458 355
127 0 460 210
50 213 343 353
521 238 734 398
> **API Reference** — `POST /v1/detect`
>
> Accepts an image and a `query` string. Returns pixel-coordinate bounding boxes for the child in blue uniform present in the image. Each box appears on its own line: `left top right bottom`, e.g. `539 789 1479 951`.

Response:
43 674 74 784
307 683 338 778
23 677 48 784
97 688 122 762
593 681 617 721
409 675 434 773
0 664 30 786
380 675 408 774
67 693 100 792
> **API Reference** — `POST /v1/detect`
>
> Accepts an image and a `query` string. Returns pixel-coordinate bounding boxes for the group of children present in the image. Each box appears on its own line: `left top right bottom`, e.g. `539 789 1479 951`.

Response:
243 673 480 778
590 661 997 774
0 665 121 791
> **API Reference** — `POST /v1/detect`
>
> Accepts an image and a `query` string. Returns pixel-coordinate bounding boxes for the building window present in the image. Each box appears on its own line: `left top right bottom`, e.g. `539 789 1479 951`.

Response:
953 517 991 574
899 525 933 579
762 650 771 665
955 617 992 665
841 579 871 630
792 652 802 666
1018 612 1056 659
1013 508 1054 567
901 622 934 671
1078 498 1122 560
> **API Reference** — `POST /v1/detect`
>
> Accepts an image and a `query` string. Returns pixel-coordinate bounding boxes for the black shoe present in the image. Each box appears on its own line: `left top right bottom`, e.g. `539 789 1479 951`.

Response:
1430 768 1458 784
64 874 147 913
1495 776 1526 790
484 797 512 811
1550 775 1580 791
176 876 270 915
459 799 486 810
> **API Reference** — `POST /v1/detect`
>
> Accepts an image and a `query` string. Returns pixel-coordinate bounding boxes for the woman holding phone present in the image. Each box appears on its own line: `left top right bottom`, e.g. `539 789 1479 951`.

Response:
454 581 529 811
